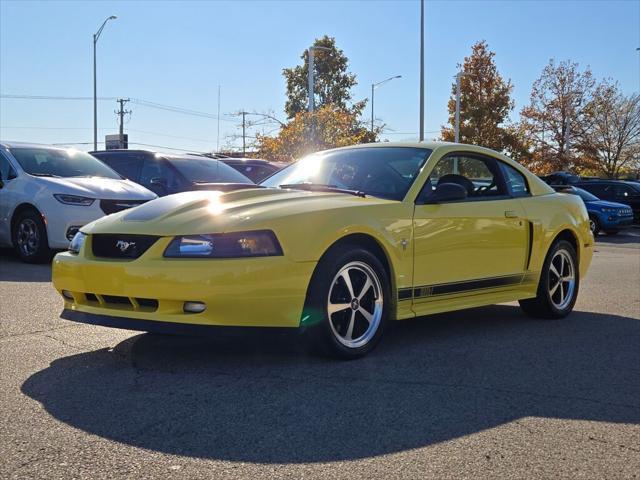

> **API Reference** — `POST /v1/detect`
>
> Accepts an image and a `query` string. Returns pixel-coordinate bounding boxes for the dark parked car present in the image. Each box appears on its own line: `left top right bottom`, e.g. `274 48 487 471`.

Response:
539 171 580 185
214 157 285 183
553 185 634 235
90 150 254 197
576 180 640 222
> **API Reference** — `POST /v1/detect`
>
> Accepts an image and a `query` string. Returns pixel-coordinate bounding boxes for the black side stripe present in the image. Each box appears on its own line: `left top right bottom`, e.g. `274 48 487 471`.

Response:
398 273 533 301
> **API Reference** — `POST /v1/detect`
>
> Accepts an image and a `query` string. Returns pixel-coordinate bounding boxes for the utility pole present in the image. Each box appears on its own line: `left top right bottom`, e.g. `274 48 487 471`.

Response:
242 110 246 156
419 0 424 142
115 98 131 149
217 85 221 153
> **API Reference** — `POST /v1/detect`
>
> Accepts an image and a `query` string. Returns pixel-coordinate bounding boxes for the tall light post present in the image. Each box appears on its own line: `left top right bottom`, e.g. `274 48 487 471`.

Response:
93 15 117 151
419 0 424 141
371 75 402 133
307 45 331 112
454 71 467 143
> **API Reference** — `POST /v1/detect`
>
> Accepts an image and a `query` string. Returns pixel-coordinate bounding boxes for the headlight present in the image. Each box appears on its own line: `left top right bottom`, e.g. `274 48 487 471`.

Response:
69 232 87 254
601 208 616 213
54 194 95 206
164 230 283 258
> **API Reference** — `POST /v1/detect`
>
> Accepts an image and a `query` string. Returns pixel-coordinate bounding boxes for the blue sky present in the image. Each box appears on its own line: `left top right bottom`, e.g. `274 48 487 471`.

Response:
1 0 638 153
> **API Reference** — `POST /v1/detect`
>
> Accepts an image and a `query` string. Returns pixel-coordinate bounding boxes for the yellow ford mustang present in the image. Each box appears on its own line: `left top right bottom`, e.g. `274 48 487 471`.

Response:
53 142 593 358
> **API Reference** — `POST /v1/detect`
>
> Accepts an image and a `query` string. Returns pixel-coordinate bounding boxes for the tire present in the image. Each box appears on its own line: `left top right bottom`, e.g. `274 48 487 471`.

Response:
589 215 601 236
519 239 579 319
302 246 391 359
12 209 52 264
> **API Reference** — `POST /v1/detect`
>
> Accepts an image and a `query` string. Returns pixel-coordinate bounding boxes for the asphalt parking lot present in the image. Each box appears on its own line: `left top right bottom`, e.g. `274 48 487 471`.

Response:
1 231 639 480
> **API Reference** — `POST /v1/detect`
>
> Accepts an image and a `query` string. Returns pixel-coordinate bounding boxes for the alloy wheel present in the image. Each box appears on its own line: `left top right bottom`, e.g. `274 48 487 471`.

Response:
326 261 383 349
16 219 39 257
548 249 576 310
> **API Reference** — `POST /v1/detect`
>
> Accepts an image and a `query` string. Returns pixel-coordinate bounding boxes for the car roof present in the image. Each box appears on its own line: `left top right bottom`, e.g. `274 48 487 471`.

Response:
91 149 211 160
579 179 639 186
220 158 273 165
0 141 73 150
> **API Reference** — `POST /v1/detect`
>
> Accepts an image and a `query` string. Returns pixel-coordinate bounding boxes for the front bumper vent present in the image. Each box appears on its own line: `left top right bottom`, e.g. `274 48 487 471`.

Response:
67 292 159 312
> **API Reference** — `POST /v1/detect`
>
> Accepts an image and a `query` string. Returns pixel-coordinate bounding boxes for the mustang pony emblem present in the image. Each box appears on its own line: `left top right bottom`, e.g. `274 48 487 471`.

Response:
115 240 136 253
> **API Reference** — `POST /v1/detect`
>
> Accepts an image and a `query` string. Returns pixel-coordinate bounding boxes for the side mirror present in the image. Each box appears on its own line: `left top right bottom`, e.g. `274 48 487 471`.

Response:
426 182 468 204
0 179 4 189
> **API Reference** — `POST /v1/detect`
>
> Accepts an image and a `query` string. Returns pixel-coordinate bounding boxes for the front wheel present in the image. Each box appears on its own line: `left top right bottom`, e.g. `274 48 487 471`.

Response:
519 240 579 319
12 210 53 264
589 215 601 235
302 246 391 359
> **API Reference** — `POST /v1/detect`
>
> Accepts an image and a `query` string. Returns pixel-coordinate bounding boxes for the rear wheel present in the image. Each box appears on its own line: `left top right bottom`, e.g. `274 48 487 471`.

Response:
519 240 579 319
12 210 52 264
302 246 391 359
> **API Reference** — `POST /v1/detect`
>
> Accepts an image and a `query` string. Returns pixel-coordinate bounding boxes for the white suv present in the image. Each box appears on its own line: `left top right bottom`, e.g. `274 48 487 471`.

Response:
0 142 156 263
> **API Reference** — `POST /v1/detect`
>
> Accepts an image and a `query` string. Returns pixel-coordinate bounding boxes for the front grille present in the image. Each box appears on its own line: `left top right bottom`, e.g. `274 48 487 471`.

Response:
100 199 148 215
91 234 160 259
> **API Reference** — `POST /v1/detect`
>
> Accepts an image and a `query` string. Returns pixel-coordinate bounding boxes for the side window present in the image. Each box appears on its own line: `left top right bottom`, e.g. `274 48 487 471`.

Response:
581 184 606 198
140 158 174 187
500 163 529 197
0 154 10 180
424 154 506 199
99 154 144 181
614 184 635 198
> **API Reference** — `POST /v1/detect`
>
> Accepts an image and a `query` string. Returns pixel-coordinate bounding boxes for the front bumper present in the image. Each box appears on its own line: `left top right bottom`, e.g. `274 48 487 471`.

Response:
52 237 316 328
600 214 634 230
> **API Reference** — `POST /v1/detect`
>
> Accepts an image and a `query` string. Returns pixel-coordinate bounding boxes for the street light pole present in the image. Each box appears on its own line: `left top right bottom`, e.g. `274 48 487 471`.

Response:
93 15 117 151
371 75 402 133
454 71 466 143
307 45 331 148
307 45 331 113
419 0 424 141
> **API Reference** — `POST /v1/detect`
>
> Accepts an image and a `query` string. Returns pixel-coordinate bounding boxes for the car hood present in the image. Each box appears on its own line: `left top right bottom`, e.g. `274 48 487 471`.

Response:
586 199 631 210
34 176 157 200
82 188 396 236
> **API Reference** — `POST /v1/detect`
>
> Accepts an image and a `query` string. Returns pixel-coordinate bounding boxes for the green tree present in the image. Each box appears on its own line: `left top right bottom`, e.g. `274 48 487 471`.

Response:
283 36 365 119
441 40 516 152
256 106 377 162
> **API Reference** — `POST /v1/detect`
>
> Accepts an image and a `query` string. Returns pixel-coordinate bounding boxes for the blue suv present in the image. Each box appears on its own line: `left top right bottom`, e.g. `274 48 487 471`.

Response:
554 186 634 235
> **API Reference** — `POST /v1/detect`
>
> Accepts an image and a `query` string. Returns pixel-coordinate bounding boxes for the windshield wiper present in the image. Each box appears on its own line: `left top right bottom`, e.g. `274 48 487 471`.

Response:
30 173 60 178
279 183 366 198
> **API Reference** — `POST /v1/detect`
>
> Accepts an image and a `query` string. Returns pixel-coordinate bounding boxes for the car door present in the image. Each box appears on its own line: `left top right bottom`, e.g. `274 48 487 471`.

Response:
410 152 530 311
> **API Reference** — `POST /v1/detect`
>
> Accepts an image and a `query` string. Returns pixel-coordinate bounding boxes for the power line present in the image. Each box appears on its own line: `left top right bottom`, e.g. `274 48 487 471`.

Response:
1 94 237 122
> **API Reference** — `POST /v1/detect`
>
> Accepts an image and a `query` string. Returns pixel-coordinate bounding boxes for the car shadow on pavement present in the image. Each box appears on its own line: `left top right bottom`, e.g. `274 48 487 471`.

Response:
22 305 640 463
595 230 640 246
0 249 52 282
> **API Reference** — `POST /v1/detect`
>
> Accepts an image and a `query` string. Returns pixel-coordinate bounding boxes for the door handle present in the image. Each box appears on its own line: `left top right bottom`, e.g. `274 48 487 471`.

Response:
504 210 518 218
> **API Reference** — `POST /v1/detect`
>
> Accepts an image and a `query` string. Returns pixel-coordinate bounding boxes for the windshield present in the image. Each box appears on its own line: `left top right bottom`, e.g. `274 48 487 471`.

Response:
573 187 599 202
168 157 252 184
261 147 432 200
10 147 121 179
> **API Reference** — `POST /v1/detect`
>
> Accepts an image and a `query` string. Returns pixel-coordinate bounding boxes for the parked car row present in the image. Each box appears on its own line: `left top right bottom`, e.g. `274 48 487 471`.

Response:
0 141 286 263
0 142 157 262
551 185 634 235
540 171 640 231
